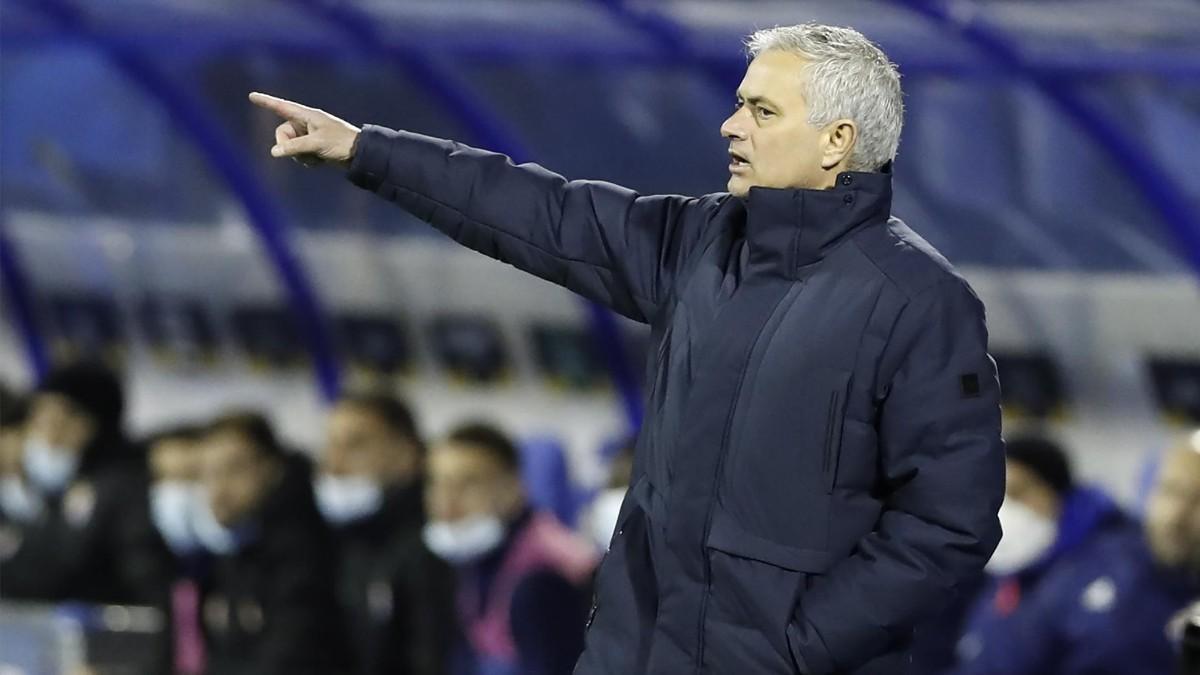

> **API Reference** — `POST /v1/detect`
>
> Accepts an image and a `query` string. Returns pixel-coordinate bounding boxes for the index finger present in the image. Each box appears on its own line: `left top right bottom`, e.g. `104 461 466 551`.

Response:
248 92 314 123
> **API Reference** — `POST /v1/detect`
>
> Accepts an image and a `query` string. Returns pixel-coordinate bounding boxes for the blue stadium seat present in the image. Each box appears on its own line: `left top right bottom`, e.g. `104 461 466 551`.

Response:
519 435 583 527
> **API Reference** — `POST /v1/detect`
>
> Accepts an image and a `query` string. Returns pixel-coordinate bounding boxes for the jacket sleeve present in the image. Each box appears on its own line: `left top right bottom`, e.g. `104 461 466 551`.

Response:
345 125 720 323
788 278 1007 674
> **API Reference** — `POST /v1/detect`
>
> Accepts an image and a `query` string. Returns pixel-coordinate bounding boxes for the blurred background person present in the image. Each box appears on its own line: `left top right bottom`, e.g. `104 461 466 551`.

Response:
316 391 456 675
0 361 165 605
197 411 348 675
425 422 597 675
1146 430 1200 587
144 423 211 675
0 383 34 528
1145 430 1200 670
950 434 1187 675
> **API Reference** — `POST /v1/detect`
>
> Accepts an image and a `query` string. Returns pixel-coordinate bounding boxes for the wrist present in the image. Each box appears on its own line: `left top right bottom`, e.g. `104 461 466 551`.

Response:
343 128 362 168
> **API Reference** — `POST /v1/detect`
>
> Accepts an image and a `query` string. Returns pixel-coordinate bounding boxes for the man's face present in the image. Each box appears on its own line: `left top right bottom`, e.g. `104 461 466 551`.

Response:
149 437 203 484
1004 460 1061 522
321 403 416 484
720 50 846 197
24 393 93 457
201 430 277 527
425 442 522 524
1145 441 1200 574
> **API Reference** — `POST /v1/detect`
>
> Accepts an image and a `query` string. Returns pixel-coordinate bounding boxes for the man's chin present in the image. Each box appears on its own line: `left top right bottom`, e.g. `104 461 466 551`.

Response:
727 177 751 198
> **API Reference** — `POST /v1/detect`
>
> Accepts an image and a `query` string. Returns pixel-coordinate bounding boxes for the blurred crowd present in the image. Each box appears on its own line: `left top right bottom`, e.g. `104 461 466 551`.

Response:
0 360 1198 675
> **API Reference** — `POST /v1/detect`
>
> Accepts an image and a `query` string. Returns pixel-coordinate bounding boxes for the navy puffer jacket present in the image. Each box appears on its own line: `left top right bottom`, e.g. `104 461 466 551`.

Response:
347 126 1006 675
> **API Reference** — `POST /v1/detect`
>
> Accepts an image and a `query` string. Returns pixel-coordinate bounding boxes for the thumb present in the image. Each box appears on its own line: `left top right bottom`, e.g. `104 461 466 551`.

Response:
271 134 324 158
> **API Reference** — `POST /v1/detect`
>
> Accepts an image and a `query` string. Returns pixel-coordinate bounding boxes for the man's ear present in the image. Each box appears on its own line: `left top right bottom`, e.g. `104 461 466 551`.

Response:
821 119 857 170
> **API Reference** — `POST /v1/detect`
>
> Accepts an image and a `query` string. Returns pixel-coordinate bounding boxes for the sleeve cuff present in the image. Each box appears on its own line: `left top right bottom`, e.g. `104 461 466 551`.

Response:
345 124 393 192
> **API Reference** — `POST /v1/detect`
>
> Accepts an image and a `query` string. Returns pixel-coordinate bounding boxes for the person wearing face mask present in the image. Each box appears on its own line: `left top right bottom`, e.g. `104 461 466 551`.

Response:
425 422 597 675
0 384 38 529
142 424 212 675
948 434 1187 675
196 410 348 675
1144 430 1200 669
315 391 456 675
0 361 166 605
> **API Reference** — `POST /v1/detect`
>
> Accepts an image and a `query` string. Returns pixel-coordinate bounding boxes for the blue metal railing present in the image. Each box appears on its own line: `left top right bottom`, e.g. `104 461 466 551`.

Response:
0 216 50 382
3 0 1197 409
291 0 645 430
892 0 1200 276
8 0 343 400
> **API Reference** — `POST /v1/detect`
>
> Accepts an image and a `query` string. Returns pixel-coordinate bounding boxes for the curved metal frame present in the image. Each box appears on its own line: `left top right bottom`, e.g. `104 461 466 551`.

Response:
292 0 646 430
10 0 343 399
4 0 1197 411
0 216 50 381
893 0 1200 275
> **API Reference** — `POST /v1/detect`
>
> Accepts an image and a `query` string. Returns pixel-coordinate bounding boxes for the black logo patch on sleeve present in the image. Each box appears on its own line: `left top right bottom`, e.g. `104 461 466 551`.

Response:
960 373 981 398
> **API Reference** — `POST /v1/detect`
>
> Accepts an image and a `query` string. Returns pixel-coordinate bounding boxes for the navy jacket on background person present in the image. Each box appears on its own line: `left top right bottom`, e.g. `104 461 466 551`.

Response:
334 482 457 675
347 126 1006 675
949 488 1192 675
202 455 349 675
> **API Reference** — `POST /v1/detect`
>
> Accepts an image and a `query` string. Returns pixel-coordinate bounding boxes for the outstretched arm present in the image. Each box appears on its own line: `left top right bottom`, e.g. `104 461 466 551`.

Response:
250 92 721 323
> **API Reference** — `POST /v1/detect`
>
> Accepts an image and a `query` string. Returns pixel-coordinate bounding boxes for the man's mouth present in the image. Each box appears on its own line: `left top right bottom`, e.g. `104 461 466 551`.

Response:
728 150 750 172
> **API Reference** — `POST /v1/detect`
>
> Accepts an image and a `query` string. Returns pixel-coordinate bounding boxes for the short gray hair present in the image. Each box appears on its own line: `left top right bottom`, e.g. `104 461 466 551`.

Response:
746 24 903 172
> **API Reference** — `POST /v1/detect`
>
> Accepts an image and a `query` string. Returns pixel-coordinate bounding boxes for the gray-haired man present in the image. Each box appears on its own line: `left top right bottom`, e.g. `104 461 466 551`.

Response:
251 23 1004 675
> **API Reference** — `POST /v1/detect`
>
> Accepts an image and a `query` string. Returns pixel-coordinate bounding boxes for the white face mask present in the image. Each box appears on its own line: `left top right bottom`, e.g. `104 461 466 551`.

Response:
314 474 384 526
150 481 203 555
0 475 43 523
191 488 241 556
986 498 1058 576
422 515 505 564
23 438 80 494
586 488 627 551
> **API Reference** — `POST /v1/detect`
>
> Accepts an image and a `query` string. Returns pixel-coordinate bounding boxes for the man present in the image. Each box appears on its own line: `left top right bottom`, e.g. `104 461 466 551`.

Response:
316 392 457 675
250 22 1005 674
1145 430 1200 662
144 424 211 675
950 435 1188 675
196 411 348 675
0 361 164 605
146 424 207 560
424 422 596 675
1146 431 1200 588
0 383 32 525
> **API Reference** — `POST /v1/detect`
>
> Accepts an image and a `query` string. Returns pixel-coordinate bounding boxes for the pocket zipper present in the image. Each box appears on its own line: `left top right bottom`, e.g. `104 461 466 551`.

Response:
823 389 842 493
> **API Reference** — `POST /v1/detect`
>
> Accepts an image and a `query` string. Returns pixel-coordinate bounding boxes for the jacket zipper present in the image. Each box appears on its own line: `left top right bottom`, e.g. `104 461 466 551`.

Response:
694 284 800 673
823 389 841 493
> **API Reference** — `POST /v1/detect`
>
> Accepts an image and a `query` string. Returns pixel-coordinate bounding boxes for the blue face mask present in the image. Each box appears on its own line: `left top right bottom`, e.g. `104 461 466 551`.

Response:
422 515 506 565
150 481 203 555
191 488 253 556
23 438 80 495
314 474 384 526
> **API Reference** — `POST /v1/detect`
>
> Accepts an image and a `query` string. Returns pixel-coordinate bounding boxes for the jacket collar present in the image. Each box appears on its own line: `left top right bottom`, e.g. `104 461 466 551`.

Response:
742 168 893 279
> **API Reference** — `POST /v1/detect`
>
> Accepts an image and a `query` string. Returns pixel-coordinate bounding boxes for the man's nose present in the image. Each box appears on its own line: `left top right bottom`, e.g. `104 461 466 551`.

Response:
720 110 747 140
